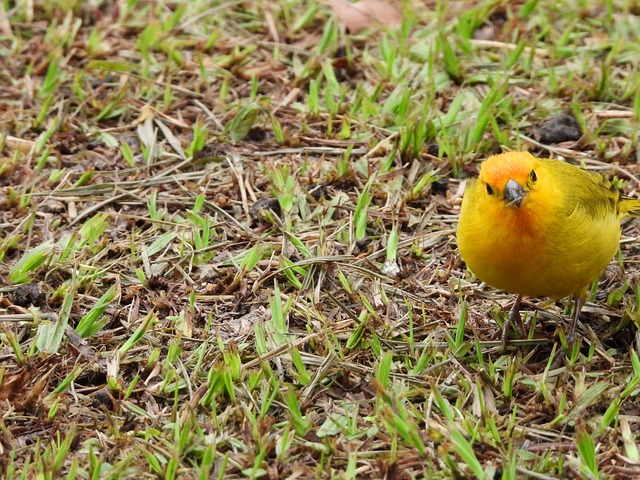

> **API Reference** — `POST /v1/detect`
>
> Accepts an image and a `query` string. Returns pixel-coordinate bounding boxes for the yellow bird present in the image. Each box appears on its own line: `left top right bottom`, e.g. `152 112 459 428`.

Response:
457 151 640 344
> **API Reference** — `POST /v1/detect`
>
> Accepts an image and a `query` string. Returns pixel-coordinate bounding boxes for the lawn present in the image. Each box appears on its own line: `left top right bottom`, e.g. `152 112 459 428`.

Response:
1 0 640 478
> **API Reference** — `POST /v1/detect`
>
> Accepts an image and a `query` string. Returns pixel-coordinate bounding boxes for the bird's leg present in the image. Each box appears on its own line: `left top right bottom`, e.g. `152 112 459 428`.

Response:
567 296 585 347
502 294 525 346
510 294 526 334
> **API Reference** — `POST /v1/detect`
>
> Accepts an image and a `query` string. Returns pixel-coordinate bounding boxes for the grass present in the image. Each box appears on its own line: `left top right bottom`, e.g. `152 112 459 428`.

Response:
1 0 640 478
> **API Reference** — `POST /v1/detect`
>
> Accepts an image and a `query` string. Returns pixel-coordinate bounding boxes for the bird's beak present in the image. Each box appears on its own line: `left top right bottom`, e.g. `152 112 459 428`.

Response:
503 179 525 208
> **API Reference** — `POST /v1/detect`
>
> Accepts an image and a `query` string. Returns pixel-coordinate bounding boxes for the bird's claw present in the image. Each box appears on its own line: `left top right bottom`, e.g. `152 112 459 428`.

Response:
509 308 526 336
565 296 584 350
501 295 526 348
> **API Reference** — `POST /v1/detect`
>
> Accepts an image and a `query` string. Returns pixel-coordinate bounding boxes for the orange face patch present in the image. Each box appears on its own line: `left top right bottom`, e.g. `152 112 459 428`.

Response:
478 152 544 235
479 152 537 190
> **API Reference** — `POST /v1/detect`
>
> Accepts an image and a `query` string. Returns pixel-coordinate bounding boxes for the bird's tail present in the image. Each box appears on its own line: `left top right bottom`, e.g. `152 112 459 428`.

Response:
620 197 640 217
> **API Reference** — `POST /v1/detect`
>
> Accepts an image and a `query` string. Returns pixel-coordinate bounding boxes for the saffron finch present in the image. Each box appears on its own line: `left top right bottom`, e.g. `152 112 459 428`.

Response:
457 151 640 344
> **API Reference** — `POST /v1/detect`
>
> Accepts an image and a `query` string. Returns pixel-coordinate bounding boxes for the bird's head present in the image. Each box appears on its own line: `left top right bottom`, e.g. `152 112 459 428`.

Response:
478 151 539 209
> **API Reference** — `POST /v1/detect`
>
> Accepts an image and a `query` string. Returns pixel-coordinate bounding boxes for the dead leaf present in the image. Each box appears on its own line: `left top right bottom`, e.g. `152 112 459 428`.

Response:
227 305 267 336
137 115 157 152
0 358 54 409
327 0 402 33
154 118 186 160
5 135 35 155
262 5 280 43
0 364 34 401
239 63 286 80
23 365 55 408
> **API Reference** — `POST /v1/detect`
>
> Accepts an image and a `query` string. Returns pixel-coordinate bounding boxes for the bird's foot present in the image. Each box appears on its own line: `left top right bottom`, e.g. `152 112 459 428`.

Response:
501 295 526 348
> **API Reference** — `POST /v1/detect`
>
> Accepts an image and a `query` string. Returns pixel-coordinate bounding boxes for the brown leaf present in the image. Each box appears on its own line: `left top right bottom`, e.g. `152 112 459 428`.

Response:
4 135 35 155
327 0 402 33
23 366 54 409
0 364 34 401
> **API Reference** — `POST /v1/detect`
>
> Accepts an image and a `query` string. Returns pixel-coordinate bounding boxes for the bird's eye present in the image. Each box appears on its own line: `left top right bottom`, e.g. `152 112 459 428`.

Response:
530 169 537 182
486 184 494 195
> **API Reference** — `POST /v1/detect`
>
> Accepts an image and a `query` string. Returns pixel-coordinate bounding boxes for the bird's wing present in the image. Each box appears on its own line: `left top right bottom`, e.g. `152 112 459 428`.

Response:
546 160 625 220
